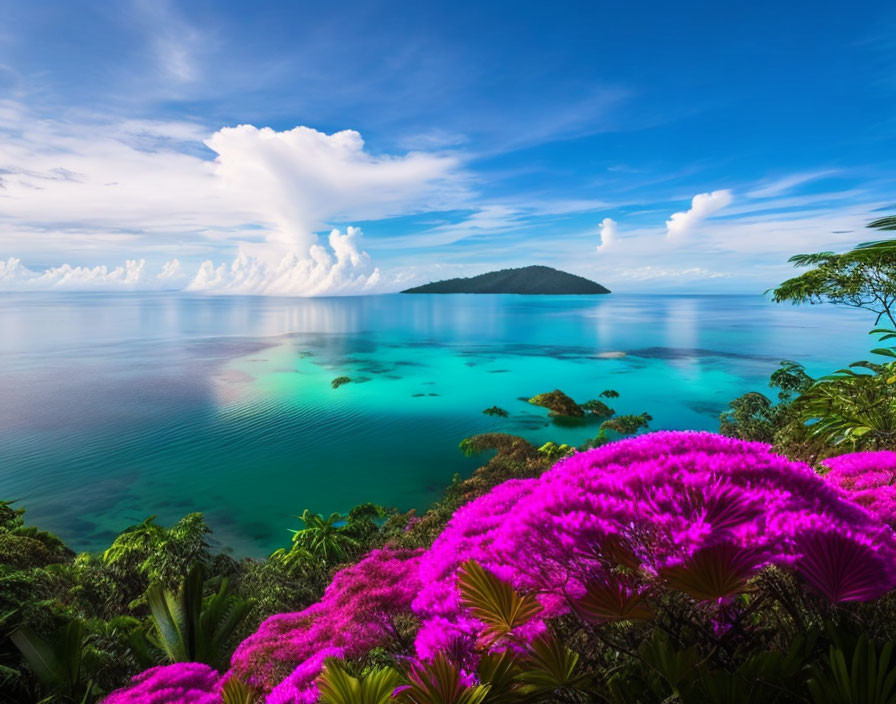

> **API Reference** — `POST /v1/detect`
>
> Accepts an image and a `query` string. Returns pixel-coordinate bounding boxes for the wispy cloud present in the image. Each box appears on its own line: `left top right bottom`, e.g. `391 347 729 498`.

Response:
746 170 840 199
371 205 521 250
612 265 730 281
131 0 209 85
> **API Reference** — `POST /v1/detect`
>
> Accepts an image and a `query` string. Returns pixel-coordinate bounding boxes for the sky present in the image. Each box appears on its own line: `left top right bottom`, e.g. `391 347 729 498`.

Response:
0 0 894 295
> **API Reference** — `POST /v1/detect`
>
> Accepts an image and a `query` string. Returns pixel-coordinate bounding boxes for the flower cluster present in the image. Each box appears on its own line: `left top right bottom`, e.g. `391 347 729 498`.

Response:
266 647 346 704
824 451 896 527
230 547 422 699
103 663 221 704
412 432 896 656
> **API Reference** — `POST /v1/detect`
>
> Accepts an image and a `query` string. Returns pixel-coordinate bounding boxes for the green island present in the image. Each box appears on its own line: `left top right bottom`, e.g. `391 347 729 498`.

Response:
4 216 896 704
401 265 611 295
482 406 510 417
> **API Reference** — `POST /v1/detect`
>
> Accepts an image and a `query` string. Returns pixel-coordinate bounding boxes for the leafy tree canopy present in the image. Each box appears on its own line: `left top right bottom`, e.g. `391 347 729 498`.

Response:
771 217 896 330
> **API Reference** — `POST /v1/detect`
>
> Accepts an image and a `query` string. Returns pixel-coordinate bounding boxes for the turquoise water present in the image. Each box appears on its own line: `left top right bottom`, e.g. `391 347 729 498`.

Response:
0 293 873 556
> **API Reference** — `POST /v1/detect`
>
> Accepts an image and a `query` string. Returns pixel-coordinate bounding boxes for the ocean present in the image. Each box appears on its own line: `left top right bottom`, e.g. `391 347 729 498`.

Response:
0 292 872 555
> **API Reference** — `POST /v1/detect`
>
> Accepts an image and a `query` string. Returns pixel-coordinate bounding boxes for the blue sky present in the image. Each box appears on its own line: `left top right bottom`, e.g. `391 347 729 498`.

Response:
0 0 894 294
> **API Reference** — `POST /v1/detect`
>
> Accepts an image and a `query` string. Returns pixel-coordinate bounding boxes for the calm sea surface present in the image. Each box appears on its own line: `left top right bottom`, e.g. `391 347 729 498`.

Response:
0 293 872 555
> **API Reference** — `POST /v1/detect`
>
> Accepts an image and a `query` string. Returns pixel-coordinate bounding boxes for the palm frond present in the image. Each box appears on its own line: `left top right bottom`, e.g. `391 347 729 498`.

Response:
660 543 761 601
221 676 263 704
573 576 652 623
456 560 542 645
516 634 589 695
397 653 490 704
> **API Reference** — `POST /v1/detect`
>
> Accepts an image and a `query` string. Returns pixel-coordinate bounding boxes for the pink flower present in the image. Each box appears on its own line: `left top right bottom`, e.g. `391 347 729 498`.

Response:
266 647 345 704
824 451 896 527
102 663 221 704
231 548 422 692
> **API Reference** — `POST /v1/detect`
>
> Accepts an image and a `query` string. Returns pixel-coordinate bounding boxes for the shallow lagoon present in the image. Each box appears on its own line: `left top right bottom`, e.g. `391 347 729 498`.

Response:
0 292 873 555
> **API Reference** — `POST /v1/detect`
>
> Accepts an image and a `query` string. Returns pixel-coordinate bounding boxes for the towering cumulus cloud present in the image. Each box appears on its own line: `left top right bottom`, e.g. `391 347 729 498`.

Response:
191 125 457 295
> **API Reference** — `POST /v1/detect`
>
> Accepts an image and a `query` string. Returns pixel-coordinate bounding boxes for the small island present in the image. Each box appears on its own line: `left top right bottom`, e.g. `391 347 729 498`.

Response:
401 265 610 295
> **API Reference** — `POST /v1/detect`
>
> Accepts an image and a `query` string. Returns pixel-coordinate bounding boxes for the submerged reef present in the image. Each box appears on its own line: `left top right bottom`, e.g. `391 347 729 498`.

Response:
330 376 351 389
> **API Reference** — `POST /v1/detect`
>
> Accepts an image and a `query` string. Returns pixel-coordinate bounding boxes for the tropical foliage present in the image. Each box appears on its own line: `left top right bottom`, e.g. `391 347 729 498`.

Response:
771 216 896 330
7 427 896 703
724 215 896 457
720 360 816 453
143 565 252 669
10 620 101 704
798 358 896 449
99 432 896 704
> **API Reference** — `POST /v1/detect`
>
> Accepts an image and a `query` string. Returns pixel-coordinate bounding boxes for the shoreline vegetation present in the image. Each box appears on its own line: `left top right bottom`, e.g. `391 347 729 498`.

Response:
4 217 896 703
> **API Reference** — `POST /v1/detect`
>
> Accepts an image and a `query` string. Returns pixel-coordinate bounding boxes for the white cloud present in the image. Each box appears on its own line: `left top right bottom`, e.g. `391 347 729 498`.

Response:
0 100 886 296
577 199 884 292
665 189 733 239
188 227 381 295
687 206 872 256
0 257 188 290
596 217 617 251
158 258 183 280
0 112 239 244
0 108 464 294
203 124 460 252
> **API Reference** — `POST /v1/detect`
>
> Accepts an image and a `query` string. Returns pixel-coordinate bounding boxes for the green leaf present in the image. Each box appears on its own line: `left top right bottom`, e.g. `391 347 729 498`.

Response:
573 576 652 623
10 627 61 688
221 676 262 704
477 651 522 704
517 634 588 695
807 635 896 704
317 659 401 704
397 653 491 704
456 561 542 645
147 581 189 662
660 543 760 601
147 564 251 668
318 660 362 704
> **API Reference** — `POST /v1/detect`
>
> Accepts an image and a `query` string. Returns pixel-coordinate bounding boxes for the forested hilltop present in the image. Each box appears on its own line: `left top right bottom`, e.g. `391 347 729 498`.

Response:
6 216 896 704
401 265 611 294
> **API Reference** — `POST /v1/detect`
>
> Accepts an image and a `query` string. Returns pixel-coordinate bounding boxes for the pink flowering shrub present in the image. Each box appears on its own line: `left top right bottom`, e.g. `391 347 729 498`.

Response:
265 647 345 704
824 450 896 527
412 432 896 656
230 547 422 696
103 663 221 704
106 432 896 704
